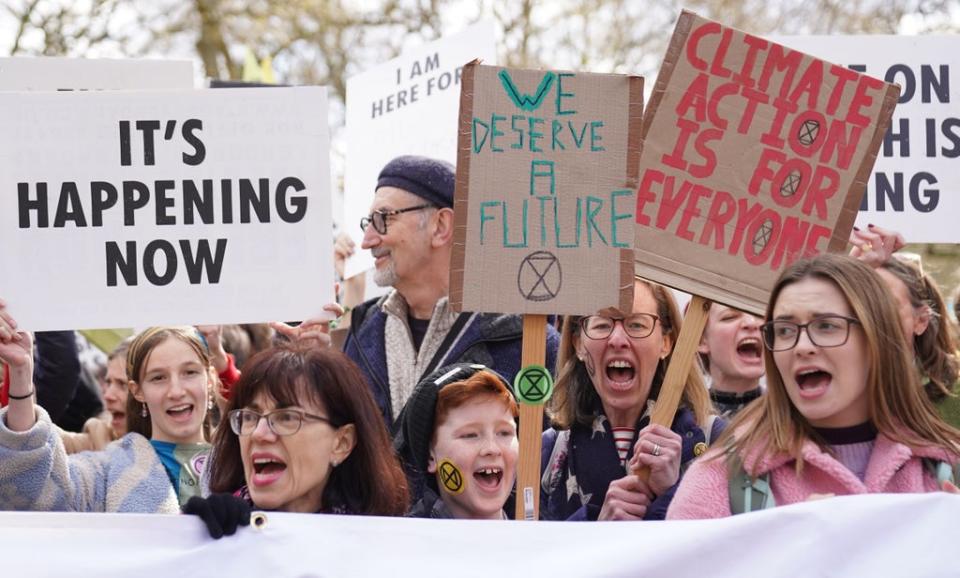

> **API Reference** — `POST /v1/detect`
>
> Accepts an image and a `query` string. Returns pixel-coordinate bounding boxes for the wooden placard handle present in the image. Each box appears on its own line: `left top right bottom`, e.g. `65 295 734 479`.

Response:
633 295 711 482
515 314 547 521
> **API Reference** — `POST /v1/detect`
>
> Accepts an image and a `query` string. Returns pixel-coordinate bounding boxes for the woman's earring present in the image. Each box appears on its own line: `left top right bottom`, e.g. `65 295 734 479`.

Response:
141 403 149 418
331 460 339 468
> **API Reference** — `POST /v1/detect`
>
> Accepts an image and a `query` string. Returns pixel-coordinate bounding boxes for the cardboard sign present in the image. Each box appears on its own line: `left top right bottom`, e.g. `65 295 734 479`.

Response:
343 22 496 279
773 36 960 243
0 87 333 331
634 12 898 315
0 57 193 90
451 63 641 315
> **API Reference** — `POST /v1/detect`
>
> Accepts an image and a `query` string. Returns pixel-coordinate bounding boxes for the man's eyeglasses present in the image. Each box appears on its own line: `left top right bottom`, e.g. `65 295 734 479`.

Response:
579 314 660 340
228 408 333 437
360 204 434 235
760 315 860 352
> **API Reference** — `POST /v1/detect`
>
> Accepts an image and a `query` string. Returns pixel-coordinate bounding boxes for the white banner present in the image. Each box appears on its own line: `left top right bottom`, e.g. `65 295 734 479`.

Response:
0 56 193 90
343 22 496 278
0 88 333 331
775 36 959 243
0 493 955 577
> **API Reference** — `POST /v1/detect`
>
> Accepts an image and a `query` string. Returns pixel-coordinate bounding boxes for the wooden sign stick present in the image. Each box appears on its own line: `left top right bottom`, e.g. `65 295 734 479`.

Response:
633 294 711 480
515 314 547 521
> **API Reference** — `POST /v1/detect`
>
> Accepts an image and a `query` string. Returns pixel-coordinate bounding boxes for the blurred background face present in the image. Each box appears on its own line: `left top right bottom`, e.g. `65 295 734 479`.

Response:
875 267 929 342
699 305 764 386
771 278 870 428
429 397 518 520
102 356 129 436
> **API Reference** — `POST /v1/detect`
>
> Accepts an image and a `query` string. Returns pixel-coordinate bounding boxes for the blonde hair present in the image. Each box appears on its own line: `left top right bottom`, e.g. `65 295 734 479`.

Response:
722 254 960 473
549 278 712 430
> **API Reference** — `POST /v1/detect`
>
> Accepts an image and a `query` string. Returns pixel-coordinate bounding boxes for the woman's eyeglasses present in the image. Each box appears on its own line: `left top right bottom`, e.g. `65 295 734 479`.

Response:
760 315 860 352
579 314 660 340
228 408 332 436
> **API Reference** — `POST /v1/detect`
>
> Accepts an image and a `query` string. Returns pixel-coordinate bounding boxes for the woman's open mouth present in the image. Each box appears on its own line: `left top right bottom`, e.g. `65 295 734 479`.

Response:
166 404 194 422
252 456 288 486
606 360 636 390
795 368 831 398
736 338 762 362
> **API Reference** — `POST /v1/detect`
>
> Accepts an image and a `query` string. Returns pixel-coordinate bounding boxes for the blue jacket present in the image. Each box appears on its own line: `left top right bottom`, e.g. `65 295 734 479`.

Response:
344 296 560 428
540 406 725 521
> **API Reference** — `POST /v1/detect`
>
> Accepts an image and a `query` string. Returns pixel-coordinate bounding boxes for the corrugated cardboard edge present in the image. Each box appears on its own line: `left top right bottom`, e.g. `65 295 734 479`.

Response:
634 10 763 315
449 59 479 313
620 74 644 311
640 11 693 142
827 80 901 254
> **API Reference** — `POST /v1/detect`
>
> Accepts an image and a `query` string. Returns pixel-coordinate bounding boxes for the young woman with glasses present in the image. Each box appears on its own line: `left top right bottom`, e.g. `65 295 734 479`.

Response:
668 254 960 519
191 343 409 536
540 279 721 521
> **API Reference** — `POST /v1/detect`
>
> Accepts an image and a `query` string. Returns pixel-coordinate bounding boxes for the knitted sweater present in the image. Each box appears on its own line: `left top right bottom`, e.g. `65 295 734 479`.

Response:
0 406 179 513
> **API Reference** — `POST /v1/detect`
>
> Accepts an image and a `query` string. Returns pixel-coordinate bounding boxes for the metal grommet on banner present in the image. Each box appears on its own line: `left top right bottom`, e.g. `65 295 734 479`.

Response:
251 511 269 530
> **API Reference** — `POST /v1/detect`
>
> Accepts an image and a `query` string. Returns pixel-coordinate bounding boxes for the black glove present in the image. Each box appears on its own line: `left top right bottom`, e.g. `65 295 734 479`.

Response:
183 494 252 539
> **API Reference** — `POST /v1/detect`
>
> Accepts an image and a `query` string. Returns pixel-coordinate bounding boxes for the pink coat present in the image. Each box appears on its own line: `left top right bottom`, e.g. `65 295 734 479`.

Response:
667 433 953 519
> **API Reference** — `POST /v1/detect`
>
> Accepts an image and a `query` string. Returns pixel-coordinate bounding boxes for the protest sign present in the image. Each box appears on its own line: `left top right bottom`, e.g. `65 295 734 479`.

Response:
451 62 641 520
343 22 496 279
0 57 193 90
774 36 959 243
635 11 899 315
0 493 954 577
0 87 333 331
450 63 641 316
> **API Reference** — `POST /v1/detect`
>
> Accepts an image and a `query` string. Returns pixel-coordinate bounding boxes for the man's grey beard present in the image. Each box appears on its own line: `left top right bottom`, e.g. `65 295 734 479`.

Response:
372 259 397 287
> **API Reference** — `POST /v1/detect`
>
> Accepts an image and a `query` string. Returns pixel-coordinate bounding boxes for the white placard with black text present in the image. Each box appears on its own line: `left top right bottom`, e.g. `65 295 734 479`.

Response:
343 22 496 278
0 87 333 331
775 36 959 243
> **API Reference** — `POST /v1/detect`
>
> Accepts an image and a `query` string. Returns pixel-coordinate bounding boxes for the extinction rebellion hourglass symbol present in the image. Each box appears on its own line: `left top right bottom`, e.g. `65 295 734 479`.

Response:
517 251 562 302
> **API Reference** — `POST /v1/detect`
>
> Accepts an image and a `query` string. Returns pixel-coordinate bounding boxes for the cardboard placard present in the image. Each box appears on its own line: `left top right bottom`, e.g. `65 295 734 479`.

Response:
773 35 960 243
634 11 899 315
0 87 333 331
451 63 641 315
342 22 496 279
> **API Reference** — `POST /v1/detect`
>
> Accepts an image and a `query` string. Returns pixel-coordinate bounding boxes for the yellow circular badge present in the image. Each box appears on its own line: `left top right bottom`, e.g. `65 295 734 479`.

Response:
438 459 465 495
693 442 708 457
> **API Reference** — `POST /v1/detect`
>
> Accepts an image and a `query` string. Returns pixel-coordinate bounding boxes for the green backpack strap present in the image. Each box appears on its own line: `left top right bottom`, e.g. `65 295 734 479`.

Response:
727 442 776 515
922 457 959 486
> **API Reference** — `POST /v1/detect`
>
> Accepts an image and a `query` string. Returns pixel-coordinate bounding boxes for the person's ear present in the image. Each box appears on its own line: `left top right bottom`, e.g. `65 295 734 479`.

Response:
573 332 585 360
128 380 144 403
914 305 932 336
427 447 438 474
660 330 674 360
431 208 455 248
332 424 357 465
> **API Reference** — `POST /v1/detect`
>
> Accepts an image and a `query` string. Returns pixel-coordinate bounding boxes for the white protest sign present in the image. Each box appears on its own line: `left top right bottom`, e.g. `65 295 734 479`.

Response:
343 22 496 279
0 88 333 331
775 36 958 242
0 493 955 577
0 57 193 90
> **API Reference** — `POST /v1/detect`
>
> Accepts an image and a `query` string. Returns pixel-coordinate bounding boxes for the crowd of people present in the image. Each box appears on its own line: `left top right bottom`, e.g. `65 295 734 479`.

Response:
1 155 959 538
